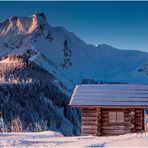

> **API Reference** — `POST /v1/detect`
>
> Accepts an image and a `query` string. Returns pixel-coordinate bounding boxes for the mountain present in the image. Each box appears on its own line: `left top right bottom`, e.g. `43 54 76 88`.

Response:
1 12 148 87
1 12 148 88
1 12 148 135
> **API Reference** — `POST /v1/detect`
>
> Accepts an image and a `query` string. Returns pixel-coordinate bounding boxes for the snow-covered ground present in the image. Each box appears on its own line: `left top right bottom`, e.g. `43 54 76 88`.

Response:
0 131 148 147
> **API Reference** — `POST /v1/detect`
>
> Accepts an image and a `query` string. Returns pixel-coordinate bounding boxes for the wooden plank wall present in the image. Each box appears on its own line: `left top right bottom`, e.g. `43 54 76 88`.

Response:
81 108 98 136
97 108 101 136
128 108 135 133
135 109 144 132
81 108 144 136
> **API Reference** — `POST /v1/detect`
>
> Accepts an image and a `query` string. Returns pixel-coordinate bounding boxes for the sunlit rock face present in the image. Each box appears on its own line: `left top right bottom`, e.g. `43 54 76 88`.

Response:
0 55 52 83
0 12 47 35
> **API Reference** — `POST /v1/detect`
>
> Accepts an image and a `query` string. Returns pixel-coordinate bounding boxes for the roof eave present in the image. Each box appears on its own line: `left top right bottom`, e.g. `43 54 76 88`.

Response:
69 105 148 109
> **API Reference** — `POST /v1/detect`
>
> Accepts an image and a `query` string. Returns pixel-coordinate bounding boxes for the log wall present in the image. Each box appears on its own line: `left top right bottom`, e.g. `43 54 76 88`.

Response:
134 109 144 132
97 108 101 136
81 107 144 136
81 108 98 136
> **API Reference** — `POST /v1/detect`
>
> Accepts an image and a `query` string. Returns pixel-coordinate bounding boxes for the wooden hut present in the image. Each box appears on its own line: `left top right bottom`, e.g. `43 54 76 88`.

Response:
69 84 148 136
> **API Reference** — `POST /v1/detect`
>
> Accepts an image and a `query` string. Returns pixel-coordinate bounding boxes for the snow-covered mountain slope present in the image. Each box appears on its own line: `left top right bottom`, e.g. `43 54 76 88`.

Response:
1 12 148 89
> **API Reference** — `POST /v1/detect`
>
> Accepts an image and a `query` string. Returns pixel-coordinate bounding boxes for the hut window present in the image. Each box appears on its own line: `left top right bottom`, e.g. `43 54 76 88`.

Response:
117 112 124 123
109 112 124 123
109 112 116 123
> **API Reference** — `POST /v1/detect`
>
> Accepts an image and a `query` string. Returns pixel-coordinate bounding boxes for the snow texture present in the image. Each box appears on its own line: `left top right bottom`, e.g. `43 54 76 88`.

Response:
0 131 148 147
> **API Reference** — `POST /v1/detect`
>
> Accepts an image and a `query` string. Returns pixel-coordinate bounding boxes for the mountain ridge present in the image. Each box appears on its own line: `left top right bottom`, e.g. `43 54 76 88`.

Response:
1 12 148 89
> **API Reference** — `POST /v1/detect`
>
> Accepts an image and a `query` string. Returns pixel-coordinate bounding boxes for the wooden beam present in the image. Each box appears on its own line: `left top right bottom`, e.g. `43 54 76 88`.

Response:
82 117 97 121
102 125 130 130
81 130 97 134
102 129 131 135
82 113 98 117
81 125 97 130
81 121 98 125
71 105 148 109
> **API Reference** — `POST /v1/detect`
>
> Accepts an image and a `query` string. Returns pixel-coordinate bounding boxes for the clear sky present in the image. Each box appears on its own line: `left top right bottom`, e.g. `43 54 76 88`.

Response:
0 1 148 51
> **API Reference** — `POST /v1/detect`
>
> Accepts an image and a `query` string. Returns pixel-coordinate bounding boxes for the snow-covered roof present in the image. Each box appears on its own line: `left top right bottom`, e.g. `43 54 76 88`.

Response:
69 84 148 107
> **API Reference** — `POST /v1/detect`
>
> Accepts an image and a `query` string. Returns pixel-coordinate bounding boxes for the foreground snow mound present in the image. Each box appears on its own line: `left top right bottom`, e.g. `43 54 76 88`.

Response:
0 132 148 147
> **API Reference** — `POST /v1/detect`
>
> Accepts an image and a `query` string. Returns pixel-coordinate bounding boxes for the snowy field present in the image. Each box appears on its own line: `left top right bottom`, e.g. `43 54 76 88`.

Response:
0 131 148 147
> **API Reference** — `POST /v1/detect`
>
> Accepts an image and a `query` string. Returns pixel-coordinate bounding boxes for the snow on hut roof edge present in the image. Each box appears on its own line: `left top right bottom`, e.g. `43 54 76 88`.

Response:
69 84 148 107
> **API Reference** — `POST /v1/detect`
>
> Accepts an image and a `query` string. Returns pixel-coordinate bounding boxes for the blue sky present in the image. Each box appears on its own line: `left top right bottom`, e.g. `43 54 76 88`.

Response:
0 1 148 51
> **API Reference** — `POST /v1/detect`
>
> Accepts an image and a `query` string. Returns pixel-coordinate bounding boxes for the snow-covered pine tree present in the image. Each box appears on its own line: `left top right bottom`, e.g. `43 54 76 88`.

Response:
61 40 72 68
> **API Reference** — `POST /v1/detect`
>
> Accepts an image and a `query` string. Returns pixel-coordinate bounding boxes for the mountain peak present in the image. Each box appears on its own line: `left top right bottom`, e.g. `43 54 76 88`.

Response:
9 16 18 22
33 12 46 20
97 44 114 49
0 12 48 36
